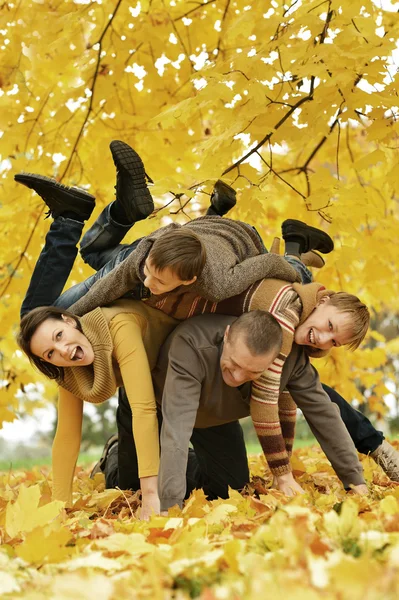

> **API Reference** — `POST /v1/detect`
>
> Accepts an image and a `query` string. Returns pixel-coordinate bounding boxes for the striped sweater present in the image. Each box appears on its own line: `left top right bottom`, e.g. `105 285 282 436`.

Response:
144 280 330 476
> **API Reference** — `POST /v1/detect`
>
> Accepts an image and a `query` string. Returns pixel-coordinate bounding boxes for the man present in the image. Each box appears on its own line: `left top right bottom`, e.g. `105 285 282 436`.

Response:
97 310 398 512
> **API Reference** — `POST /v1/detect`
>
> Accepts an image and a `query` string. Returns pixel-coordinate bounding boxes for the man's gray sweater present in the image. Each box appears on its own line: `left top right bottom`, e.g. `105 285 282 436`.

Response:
152 314 365 511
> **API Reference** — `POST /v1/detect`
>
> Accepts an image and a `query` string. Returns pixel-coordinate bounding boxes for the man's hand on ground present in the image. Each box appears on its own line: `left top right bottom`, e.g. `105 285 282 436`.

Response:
349 483 369 496
140 492 160 520
272 472 305 496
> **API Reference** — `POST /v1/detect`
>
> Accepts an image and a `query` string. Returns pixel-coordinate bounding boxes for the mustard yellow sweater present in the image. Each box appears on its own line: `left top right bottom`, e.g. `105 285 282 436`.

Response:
51 300 177 505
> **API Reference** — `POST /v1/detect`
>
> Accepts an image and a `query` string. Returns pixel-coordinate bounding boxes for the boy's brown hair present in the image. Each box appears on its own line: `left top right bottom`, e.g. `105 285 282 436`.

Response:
149 229 206 281
328 292 370 350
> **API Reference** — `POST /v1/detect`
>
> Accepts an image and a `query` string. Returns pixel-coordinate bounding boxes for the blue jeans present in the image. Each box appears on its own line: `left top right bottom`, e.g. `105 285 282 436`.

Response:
251 226 312 284
20 203 143 316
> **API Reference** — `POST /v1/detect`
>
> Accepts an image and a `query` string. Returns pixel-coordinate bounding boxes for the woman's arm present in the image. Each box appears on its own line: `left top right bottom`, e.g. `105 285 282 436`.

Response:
52 387 84 506
109 313 160 518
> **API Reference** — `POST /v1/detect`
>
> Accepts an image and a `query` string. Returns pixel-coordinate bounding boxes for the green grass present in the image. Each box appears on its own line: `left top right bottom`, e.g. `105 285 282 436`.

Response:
0 438 321 471
246 437 316 455
0 452 99 472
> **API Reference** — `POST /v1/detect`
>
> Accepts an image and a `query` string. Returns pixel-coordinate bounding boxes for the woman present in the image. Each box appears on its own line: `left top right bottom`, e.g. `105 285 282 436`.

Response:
16 151 178 519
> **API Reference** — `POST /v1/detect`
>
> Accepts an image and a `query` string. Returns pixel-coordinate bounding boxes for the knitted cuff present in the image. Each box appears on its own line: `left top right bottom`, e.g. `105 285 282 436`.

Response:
270 464 292 477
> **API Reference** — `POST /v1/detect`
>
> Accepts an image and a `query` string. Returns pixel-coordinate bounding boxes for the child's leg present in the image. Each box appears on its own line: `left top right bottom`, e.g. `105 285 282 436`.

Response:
322 384 384 455
55 237 145 309
16 175 95 317
79 140 153 271
21 217 84 317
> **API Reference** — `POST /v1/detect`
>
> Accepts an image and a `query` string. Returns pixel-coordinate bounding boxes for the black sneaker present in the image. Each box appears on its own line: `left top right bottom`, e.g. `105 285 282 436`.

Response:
206 180 237 216
90 433 118 479
282 219 334 254
110 140 154 222
14 173 95 221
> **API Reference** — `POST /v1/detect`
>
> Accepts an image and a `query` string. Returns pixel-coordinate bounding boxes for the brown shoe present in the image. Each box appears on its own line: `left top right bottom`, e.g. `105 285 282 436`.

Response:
370 440 399 482
301 250 325 269
90 433 118 479
269 237 281 255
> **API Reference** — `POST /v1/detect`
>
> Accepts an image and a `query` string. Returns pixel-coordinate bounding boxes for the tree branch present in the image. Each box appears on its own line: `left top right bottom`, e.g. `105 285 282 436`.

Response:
174 0 218 22
222 91 315 176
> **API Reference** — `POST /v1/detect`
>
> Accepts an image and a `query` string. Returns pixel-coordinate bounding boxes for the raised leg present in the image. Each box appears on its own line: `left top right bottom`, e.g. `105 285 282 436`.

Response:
20 217 84 317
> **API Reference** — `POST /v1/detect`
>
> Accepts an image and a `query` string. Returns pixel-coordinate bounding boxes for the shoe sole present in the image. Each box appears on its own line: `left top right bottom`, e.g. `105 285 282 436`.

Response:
110 140 154 221
14 173 95 219
282 219 334 254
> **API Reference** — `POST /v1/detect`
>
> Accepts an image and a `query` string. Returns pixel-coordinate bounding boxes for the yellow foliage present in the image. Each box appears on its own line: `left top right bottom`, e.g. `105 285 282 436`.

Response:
0 3 398 426
3 449 399 597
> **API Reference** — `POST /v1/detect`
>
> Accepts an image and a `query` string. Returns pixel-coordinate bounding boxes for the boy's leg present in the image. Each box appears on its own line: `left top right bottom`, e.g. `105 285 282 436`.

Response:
322 384 383 454
15 174 95 317
80 140 154 271
206 181 237 216
190 421 250 500
21 217 84 316
322 383 399 482
322 383 384 454
55 237 145 309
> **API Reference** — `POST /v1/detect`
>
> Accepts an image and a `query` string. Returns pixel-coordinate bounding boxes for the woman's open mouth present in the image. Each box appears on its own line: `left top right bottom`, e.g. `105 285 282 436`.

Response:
70 346 84 361
308 328 316 345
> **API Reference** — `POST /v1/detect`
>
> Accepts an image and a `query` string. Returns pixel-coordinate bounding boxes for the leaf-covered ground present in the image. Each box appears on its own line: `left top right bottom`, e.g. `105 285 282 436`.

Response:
1 445 399 600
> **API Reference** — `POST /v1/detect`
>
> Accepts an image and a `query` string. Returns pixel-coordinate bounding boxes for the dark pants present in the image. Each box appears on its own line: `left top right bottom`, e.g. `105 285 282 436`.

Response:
104 389 249 499
20 203 144 317
103 385 383 495
323 384 383 453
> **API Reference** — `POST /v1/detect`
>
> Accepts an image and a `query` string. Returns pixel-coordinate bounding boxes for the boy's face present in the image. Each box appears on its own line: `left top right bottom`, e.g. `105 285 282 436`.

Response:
143 258 196 296
294 297 353 350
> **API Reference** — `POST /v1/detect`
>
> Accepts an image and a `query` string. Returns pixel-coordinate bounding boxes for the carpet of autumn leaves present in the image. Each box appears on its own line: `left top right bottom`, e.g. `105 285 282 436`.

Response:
2 445 399 600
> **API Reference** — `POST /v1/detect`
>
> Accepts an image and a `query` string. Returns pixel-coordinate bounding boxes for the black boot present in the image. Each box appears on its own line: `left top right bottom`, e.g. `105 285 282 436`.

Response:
110 140 154 223
14 173 95 220
206 180 237 216
282 219 334 255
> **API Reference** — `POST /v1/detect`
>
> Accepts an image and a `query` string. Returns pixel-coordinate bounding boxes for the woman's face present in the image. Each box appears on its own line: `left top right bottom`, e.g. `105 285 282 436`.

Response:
30 315 95 368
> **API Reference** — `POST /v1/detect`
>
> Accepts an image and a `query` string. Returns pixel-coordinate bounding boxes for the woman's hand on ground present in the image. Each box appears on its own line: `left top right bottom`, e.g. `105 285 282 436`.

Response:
139 475 160 520
273 472 305 496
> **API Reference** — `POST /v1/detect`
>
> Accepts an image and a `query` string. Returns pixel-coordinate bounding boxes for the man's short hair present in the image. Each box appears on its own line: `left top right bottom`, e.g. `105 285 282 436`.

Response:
328 292 370 350
228 310 282 358
149 229 206 281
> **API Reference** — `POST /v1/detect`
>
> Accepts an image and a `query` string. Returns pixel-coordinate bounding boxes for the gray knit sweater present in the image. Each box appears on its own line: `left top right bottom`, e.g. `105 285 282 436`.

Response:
71 216 300 316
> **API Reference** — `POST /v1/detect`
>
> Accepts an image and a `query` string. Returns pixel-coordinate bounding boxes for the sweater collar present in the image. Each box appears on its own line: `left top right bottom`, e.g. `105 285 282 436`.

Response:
59 308 117 404
292 282 333 359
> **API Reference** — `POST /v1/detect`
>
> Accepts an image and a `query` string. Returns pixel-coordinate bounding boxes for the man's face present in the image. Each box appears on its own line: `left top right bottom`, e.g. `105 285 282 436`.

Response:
220 326 276 387
294 297 353 350
143 257 196 296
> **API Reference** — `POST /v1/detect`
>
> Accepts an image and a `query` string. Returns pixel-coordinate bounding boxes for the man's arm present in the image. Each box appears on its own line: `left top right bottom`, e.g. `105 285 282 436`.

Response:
286 351 366 488
158 335 205 511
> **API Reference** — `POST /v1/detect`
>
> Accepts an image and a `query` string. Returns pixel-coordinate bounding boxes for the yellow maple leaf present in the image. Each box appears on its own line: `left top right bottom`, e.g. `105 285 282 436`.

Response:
16 525 73 564
5 484 64 539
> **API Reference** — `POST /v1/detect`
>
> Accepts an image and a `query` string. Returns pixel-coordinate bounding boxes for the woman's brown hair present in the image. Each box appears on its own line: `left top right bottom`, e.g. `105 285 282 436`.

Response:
18 306 83 381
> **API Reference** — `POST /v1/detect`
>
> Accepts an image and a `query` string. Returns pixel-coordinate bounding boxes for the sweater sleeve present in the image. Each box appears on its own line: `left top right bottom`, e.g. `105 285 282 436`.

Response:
194 254 301 303
109 313 159 478
158 335 205 511
250 288 301 477
52 387 84 506
286 352 365 487
70 253 141 316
